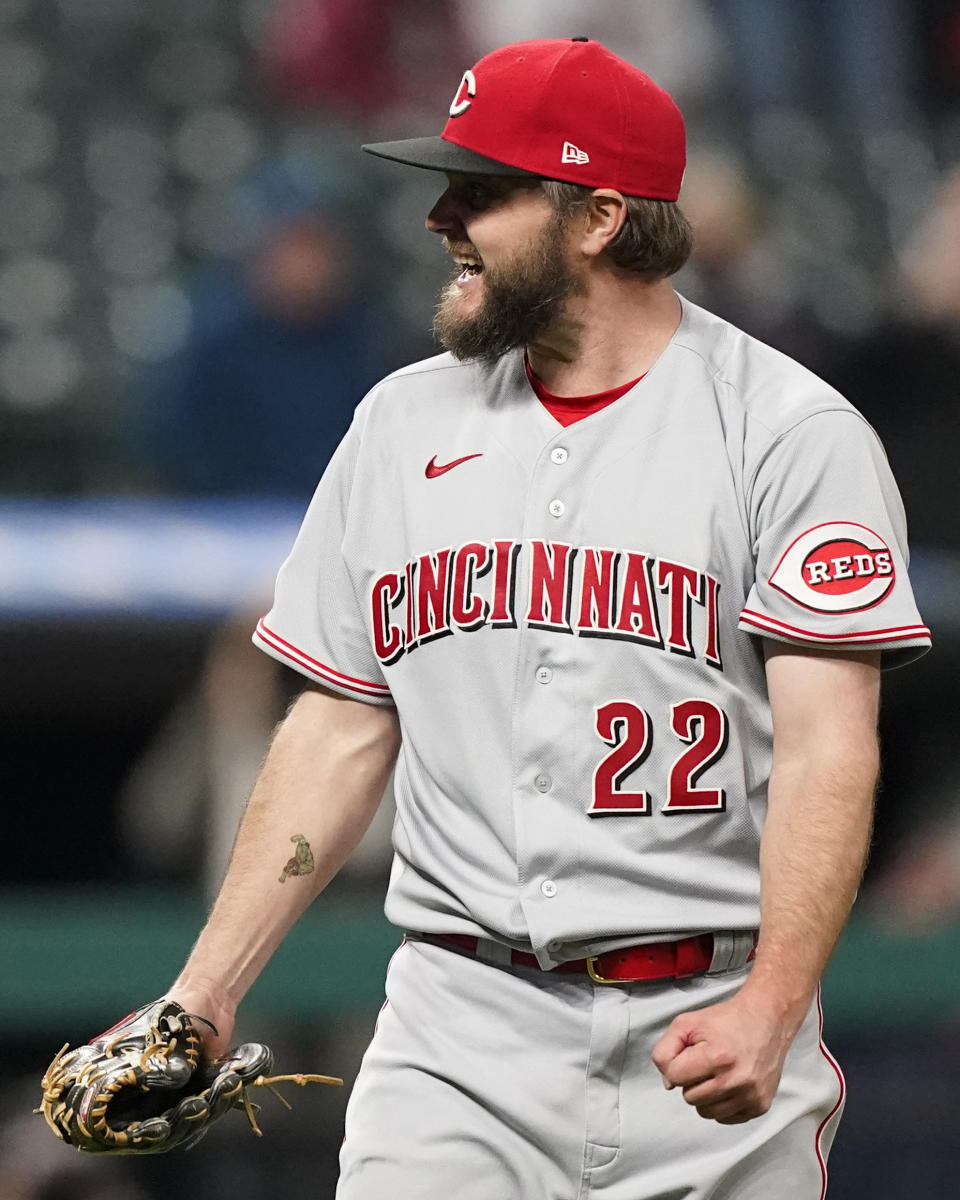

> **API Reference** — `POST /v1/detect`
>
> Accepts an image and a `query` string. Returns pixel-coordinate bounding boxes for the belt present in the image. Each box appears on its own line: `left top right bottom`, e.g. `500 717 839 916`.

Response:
416 931 757 984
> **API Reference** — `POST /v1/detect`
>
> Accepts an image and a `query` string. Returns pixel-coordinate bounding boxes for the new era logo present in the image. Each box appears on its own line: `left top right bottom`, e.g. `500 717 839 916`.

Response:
561 141 590 165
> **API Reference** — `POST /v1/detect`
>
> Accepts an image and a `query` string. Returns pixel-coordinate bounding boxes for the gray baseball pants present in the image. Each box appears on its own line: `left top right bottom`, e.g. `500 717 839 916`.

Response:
336 937 843 1199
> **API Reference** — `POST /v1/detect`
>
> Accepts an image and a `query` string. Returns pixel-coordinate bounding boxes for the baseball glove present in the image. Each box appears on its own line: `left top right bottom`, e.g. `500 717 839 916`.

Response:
36 998 342 1154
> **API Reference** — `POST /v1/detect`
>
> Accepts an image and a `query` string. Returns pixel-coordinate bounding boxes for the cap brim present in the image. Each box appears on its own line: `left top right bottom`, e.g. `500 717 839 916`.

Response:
361 135 537 178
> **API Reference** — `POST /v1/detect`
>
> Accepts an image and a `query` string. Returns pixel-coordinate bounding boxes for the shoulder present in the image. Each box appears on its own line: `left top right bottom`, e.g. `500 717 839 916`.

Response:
672 296 860 439
360 351 474 409
377 349 466 384
351 349 522 431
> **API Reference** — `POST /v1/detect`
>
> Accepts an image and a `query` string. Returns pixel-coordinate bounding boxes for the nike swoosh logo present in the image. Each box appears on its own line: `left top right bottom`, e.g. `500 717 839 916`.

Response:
425 453 483 479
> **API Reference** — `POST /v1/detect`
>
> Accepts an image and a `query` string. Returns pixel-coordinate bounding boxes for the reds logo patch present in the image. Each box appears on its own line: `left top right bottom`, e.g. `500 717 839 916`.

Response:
769 522 895 613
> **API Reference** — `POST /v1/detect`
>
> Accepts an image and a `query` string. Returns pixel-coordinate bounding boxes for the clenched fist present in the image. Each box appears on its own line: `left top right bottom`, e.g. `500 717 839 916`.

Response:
652 992 798 1125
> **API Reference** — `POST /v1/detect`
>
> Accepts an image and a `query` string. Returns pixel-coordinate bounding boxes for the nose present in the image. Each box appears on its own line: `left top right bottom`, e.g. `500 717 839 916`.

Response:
425 186 463 238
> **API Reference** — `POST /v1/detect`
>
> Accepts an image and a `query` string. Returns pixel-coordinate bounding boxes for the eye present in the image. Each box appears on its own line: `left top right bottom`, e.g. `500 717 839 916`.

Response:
466 182 492 208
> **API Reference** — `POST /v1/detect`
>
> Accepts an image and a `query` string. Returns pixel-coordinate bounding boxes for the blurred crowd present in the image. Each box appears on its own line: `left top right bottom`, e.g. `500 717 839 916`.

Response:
1 0 958 522
1 0 959 916
1 1 958 532
3 3 960 1197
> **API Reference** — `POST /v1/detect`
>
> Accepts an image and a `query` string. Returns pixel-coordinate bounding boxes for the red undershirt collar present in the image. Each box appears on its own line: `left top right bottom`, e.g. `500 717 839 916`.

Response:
523 353 645 428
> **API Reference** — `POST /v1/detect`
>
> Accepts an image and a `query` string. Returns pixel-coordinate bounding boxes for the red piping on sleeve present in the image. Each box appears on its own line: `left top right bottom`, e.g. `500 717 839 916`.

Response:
739 609 931 645
254 619 391 698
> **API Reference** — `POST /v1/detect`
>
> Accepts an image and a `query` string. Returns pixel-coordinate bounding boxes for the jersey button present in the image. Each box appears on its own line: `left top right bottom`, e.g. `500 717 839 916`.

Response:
534 773 552 793
547 938 563 952
540 879 558 898
535 666 553 684
548 499 565 517
550 447 568 464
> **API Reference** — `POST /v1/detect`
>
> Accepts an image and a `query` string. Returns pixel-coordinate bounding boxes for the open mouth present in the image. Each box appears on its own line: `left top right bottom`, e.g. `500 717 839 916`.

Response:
454 253 483 282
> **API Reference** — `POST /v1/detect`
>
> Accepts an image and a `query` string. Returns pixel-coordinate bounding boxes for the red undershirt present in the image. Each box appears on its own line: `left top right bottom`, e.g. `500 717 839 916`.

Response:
524 354 645 427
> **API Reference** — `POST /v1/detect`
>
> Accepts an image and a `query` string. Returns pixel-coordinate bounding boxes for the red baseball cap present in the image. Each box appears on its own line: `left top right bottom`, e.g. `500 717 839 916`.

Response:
362 38 685 201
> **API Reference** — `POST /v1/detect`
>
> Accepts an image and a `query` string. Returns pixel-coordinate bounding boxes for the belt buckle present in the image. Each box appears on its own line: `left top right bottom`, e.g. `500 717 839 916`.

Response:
586 955 622 984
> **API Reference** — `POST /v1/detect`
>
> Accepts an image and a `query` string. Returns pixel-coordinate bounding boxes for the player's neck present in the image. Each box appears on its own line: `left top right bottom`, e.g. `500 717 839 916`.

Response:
525 278 681 397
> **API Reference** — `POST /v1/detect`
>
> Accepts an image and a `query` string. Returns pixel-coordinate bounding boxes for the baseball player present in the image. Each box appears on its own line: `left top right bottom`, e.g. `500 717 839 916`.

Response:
166 39 931 1198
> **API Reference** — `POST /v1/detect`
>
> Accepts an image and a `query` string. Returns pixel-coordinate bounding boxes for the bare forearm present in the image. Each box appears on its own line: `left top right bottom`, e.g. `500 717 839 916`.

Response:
653 647 883 1124
171 686 401 1016
740 738 878 1029
740 646 881 1031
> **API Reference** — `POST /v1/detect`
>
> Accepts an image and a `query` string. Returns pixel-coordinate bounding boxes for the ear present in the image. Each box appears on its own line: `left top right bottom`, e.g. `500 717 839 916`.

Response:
575 189 627 258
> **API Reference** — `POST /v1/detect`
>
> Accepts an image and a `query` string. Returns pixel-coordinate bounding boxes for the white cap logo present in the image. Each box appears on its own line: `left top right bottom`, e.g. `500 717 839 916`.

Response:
449 70 476 117
769 522 895 613
562 141 590 165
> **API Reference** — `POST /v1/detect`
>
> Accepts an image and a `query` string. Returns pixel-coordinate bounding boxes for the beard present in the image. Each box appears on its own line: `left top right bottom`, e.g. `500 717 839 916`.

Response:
433 214 584 366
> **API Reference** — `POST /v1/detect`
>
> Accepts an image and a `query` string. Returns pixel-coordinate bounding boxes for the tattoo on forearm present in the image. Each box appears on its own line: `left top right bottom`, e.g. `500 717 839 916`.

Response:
278 834 315 883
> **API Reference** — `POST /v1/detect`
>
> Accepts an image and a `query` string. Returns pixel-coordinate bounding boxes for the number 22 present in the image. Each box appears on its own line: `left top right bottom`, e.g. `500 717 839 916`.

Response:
590 699 729 816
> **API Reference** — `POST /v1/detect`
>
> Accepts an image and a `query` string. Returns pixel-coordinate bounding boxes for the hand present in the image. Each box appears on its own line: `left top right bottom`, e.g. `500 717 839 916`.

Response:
164 982 237 1060
651 993 795 1124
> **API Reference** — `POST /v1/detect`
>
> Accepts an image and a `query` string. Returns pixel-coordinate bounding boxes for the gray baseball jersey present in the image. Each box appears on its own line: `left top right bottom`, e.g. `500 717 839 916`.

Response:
254 296 930 964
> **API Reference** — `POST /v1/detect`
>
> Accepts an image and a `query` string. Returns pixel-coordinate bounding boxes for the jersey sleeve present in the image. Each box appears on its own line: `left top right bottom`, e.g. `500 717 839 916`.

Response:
738 408 931 667
252 418 394 705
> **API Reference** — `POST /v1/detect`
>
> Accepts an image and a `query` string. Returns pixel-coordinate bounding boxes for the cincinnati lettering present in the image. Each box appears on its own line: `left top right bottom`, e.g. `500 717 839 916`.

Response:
370 540 723 669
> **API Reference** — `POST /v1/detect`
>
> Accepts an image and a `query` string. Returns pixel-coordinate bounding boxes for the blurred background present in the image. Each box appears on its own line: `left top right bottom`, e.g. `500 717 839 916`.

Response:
2 0 959 1195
